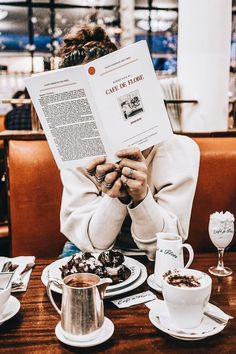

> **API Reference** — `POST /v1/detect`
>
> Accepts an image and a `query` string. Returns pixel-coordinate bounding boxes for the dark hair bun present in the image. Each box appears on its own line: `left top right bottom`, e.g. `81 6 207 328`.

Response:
90 26 107 42
59 25 117 67
63 26 107 48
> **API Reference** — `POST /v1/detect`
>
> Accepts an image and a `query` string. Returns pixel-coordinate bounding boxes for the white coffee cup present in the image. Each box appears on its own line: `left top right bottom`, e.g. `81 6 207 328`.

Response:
162 268 212 329
0 286 11 315
154 232 194 286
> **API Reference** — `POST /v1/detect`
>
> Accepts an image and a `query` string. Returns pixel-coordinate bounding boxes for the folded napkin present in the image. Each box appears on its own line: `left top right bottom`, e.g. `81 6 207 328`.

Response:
0 272 14 290
0 256 35 292
146 298 233 335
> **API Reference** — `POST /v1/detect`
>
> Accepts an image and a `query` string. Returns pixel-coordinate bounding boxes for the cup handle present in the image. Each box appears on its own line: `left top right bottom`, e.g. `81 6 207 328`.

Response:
46 280 62 315
181 243 194 268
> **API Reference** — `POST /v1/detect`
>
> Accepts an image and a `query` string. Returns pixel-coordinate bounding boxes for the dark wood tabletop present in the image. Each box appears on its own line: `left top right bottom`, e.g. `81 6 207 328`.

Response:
0 253 235 353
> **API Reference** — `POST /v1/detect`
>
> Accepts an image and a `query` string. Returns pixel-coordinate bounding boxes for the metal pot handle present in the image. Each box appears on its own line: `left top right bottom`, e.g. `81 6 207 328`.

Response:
46 280 62 315
97 278 112 299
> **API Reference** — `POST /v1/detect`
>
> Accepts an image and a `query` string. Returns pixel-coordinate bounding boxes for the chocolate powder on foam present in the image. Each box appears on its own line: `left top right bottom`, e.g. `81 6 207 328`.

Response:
164 271 201 288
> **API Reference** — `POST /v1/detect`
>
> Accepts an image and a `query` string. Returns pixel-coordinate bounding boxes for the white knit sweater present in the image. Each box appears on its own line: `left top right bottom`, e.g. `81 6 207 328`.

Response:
60 134 200 260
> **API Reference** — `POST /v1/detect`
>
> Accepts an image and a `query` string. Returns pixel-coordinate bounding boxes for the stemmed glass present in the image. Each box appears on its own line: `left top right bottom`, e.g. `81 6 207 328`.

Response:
208 212 234 277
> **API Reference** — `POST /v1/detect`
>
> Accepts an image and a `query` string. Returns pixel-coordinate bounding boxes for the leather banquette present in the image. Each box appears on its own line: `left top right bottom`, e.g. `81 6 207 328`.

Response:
7 137 236 257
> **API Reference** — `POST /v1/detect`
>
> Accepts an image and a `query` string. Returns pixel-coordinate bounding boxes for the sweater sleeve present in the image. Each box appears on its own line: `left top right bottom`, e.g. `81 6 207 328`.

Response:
128 135 200 260
60 167 128 252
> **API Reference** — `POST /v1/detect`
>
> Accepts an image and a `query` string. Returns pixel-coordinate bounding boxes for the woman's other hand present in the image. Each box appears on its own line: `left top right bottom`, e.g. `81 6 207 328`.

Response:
117 147 148 205
86 156 130 200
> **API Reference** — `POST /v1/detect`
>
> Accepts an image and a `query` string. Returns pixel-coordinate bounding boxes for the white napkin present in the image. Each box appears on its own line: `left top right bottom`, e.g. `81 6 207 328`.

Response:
146 298 233 335
0 272 14 290
0 256 35 292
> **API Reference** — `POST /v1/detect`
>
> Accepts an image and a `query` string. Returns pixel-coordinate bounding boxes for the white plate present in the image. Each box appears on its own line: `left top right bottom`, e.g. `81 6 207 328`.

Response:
106 257 141 291
0 296 20 325
41 255 141 292
55 317 114 347
147 274 162 293
104 260 147 298
41 257 147 298
148 310 226 341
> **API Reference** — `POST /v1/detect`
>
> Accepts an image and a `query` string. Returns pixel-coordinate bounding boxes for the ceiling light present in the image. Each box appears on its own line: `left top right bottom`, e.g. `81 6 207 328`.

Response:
137 19 172 32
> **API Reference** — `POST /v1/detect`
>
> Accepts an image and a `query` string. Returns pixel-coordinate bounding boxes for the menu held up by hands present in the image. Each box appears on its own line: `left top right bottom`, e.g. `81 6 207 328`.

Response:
25 40 173 169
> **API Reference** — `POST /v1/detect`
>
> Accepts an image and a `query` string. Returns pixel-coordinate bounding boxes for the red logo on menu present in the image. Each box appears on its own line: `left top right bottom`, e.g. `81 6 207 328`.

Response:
88 66 96 75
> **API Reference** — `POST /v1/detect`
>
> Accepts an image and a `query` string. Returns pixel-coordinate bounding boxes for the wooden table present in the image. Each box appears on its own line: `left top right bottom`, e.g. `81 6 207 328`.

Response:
0 253 235 353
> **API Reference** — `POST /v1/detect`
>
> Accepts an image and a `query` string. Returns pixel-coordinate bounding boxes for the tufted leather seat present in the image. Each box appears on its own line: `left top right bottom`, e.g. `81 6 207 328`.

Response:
7 137 236 257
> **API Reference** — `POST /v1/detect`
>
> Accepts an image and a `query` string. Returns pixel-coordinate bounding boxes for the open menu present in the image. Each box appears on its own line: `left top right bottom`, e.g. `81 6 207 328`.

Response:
25 40 173 169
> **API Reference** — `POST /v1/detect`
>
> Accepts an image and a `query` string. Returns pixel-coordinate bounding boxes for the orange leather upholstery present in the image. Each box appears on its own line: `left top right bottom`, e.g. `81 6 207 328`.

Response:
8 140 66 257
190 137 236 252
7 137 236 257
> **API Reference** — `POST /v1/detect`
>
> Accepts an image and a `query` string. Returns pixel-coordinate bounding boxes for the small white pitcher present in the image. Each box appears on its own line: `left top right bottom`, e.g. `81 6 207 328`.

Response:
154 232 194 286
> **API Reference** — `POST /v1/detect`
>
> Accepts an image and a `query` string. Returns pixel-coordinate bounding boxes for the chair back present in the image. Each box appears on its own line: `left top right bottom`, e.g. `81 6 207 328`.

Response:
190 137 236 252
8 140 66 257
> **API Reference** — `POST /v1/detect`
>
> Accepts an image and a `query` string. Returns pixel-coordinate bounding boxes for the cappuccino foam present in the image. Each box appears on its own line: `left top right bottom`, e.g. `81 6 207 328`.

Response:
164 271 201 288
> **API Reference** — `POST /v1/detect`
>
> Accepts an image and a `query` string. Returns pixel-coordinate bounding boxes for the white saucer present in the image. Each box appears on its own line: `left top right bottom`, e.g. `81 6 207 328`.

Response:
0 296 20 325
147 274 162 292
55 317 114 347
149 310 226 341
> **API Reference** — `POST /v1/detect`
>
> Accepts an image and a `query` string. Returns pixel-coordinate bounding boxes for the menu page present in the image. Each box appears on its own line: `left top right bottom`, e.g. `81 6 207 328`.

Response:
85 40 173 162
25 41 173 169
25 65 106 168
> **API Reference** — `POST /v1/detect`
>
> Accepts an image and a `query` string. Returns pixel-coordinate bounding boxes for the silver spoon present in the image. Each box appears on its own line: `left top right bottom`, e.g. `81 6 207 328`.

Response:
204 311 228 325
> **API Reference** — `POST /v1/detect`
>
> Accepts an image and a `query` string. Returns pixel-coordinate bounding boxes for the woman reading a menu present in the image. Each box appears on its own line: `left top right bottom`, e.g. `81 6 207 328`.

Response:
59 25 200 260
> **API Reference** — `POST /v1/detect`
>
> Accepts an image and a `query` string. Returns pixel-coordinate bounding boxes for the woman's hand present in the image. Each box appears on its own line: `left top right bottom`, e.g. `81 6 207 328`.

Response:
117 147 148 205
86 156 130 200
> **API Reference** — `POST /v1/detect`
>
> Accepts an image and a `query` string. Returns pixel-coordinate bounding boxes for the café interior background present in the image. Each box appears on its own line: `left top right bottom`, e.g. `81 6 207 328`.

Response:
0 0 235 132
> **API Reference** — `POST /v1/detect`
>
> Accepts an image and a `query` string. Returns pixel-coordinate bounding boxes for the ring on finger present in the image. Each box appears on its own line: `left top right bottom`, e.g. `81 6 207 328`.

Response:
129 168 134 178
103 181 113 189
95 174 105 183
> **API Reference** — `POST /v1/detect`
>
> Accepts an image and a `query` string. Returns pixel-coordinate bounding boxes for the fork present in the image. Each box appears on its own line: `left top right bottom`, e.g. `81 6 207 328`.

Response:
11 262 35 289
